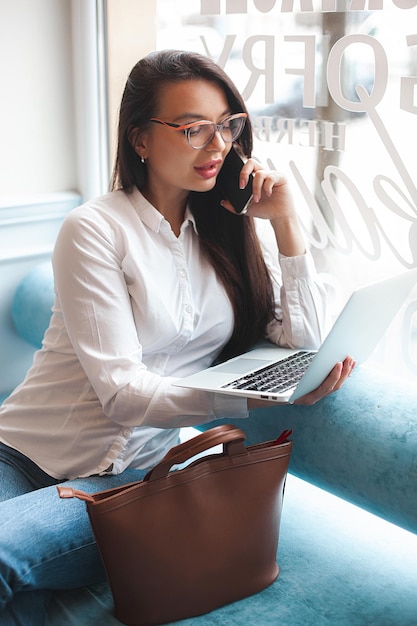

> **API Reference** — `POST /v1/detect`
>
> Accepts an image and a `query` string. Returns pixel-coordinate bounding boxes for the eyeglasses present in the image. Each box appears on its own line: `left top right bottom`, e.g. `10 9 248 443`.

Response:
149 113 247 149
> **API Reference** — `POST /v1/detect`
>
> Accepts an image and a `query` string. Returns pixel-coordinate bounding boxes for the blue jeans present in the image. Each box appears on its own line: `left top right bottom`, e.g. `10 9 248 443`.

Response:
0 442 147 625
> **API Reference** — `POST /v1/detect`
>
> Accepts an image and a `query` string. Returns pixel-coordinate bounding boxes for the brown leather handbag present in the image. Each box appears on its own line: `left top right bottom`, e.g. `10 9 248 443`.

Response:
58 424 292 626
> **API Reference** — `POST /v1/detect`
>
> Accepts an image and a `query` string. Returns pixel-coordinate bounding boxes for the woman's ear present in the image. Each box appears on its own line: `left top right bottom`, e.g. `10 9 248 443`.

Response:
128 127 148 160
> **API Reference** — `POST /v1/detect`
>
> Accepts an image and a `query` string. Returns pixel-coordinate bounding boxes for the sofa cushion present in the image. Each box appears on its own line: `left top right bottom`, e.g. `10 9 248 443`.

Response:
11 262 54 348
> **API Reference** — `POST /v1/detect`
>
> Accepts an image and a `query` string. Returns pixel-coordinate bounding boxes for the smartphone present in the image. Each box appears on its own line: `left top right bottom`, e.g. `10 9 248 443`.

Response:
215 148 253 214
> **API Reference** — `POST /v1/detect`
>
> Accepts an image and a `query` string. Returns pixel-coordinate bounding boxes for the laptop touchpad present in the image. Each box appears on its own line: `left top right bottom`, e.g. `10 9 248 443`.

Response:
214 358 270 375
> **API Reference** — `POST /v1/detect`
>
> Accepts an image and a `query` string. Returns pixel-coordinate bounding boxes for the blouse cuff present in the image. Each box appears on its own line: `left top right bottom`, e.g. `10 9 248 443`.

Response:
213 393 249 420
279 250 317 280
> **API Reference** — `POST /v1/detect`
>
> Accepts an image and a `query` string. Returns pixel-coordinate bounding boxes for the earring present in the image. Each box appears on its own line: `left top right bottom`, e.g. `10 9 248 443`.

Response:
140 156 146 164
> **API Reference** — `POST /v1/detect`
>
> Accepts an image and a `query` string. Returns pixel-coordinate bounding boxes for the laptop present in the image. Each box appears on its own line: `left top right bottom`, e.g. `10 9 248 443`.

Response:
174 267 417 403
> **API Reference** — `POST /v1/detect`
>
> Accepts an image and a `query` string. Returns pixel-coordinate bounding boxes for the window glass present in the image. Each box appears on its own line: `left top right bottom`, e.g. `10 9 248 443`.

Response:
114 0 417 380
0 0 75 198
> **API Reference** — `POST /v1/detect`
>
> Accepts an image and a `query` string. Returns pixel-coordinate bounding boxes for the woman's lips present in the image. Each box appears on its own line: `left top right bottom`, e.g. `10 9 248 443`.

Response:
194 160 222 179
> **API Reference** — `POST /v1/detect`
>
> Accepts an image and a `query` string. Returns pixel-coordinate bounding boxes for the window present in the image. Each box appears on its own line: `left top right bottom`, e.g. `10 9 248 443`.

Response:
0 0 76 198
0 0 112 204
105 0 417 381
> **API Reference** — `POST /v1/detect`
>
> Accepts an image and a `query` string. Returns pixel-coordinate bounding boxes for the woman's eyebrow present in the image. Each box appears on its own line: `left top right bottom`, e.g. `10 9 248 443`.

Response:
171 109 232 123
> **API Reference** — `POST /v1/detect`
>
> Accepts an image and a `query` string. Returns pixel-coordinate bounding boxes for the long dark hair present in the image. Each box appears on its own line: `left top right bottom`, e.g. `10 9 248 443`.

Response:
112 50 276 360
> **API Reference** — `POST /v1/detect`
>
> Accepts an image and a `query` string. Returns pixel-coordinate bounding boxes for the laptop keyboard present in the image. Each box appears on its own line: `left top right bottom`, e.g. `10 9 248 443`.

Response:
221 350 316 394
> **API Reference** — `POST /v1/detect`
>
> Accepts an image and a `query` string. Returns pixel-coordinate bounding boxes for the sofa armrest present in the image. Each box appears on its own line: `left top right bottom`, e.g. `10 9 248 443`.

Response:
202 367 417 534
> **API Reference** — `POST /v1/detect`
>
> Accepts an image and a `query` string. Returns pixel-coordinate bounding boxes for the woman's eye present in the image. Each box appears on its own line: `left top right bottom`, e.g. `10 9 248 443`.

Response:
189 126 204 136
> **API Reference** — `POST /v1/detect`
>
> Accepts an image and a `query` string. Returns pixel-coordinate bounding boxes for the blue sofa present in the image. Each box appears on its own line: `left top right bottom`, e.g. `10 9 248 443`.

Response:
5 263 417 626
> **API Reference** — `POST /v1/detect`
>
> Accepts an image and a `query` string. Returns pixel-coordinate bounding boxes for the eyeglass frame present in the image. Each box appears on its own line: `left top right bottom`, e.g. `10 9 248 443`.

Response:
149 113 248 149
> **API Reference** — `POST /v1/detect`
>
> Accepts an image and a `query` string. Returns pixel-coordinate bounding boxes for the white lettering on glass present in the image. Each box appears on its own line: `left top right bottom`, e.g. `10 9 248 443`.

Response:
200 0 417 14
327 35 388 112
400 34 417 114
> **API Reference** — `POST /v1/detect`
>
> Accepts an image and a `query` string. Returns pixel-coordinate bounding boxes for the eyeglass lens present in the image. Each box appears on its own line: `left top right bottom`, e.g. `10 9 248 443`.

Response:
187 116 245 148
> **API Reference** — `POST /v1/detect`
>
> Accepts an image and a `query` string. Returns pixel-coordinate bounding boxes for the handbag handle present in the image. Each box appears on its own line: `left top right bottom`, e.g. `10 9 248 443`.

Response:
144 424 247 482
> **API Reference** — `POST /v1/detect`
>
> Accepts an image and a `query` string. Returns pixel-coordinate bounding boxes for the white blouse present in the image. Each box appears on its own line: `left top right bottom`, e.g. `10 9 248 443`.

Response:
0 188 328 479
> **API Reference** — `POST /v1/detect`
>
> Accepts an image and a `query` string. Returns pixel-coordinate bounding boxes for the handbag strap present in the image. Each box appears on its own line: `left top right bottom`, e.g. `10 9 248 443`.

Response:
144 425 247 482
57 486 95 502
57 426 246 501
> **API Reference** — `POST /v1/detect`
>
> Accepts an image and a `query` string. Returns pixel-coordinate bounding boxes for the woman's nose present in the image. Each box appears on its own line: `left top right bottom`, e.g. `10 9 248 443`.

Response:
206 129 226 151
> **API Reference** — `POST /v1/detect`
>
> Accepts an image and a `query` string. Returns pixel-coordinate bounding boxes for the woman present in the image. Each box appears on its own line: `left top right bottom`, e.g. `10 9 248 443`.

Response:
0 50 354 624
